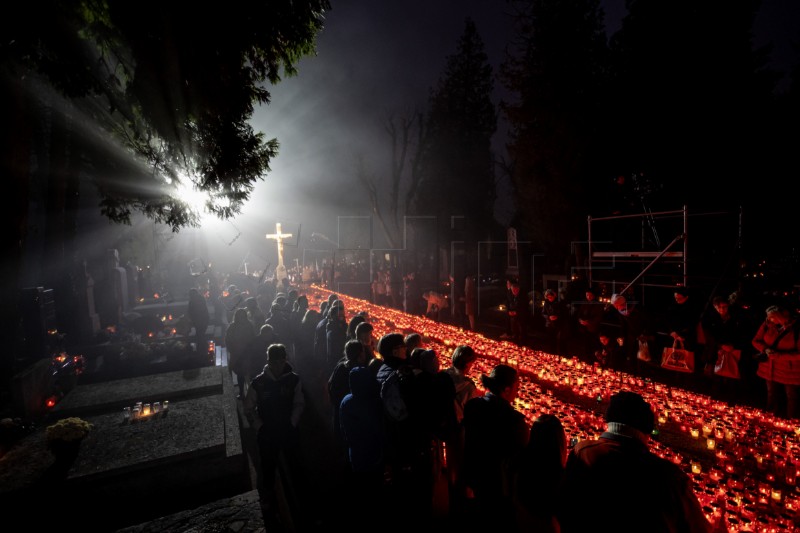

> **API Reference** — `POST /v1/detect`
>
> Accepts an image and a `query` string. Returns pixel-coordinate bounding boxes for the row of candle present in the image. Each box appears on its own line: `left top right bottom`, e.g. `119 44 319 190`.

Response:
123 400 169 421
314 288 800 530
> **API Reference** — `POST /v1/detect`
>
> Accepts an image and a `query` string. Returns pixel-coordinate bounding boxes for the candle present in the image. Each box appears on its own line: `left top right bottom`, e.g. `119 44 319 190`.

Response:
692 462 702 474
707 438 716 450
691 428 700 439
771 489 782 502
143 403 151 416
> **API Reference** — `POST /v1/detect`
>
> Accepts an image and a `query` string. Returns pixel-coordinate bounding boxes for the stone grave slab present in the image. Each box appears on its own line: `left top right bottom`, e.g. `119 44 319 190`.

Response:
0 365 247 530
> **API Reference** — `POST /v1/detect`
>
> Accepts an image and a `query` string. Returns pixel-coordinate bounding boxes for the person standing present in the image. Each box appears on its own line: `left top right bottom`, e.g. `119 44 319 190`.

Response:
243 344 308 516
541 288 568 355
225 308 256 398
752 305 800 419
660 286 703 386
339 365 387 530
558 390 712 533
572 286 605 362
328 339 367 453
462 364 529 531
701 295 749 403
443 345 481 518
464 274 478 331
513 414 568 533
506 280 530 345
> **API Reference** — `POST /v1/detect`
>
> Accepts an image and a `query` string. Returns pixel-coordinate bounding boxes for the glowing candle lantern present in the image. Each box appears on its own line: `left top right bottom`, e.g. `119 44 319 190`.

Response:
691 462 702 474
786 497 797 512
691 428 700 439
707 438 716 450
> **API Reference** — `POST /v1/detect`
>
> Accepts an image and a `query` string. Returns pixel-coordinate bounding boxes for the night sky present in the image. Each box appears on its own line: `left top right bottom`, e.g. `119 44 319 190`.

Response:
18 1 794 282
217 0 799 272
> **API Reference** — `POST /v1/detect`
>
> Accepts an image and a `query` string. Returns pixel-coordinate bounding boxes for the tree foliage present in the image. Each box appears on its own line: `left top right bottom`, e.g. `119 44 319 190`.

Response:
413 17 498 239
1 0 330 230
500 0 782 273
607 0 776 211
500 0 608 272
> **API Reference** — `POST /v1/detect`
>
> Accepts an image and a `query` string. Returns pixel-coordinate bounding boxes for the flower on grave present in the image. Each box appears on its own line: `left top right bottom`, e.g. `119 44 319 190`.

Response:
119 341 152 362
45 417 93 443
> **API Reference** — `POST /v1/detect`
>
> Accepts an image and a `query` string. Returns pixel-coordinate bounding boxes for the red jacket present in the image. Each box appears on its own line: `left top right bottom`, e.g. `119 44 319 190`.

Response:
753 320 800 385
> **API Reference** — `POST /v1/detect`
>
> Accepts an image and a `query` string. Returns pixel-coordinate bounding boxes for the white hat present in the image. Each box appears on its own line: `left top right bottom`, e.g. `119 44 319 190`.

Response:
610 294 626 305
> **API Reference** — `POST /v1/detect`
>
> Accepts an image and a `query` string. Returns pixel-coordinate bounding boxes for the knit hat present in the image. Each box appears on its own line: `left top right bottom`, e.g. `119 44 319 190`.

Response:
610 293 626 306
605 391 654 434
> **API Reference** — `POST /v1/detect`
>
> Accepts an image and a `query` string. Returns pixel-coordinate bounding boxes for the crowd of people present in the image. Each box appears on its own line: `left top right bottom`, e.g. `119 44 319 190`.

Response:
493 279 800 422
170 270 800 531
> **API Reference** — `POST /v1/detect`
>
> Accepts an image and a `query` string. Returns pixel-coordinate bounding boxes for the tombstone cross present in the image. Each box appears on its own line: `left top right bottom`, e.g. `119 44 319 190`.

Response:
267 222 293 283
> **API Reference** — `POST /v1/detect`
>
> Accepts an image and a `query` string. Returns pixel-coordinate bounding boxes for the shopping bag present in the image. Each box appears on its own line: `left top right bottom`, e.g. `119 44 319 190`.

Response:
714 347 741 379
661 339 695 373
637 340 652 362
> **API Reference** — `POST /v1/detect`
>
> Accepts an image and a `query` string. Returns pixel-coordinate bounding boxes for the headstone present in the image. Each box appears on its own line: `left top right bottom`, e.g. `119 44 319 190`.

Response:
74 259 100 343
17 286 56 363
125 261 140 307
99 248 129 324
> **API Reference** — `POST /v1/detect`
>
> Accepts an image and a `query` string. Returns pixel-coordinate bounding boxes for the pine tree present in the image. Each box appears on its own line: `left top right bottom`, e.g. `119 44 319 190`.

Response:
412 18 498 243
500 0 609 273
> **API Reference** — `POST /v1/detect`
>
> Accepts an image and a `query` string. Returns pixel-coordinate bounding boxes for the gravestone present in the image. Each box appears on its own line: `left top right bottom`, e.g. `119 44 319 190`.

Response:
125 261 140 308
98 248 129 326
74 259 100 344
0 365 245 531
17 286 56 363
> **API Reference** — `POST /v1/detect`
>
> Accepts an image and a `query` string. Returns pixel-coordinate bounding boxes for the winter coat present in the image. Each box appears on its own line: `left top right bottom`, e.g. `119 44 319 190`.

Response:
753 320 800 385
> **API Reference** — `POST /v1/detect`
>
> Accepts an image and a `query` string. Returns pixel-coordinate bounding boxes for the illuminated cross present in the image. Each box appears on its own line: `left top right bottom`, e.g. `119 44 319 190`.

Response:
267 222 293 283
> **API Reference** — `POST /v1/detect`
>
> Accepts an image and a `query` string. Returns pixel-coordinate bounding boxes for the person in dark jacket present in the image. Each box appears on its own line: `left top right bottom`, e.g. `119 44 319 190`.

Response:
326 303 349 374
513 414 567 533
328 339 367 451
558 391 712 533
243 344 306 513
339 365 387 530
462 364 529 531
541 288 569 355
